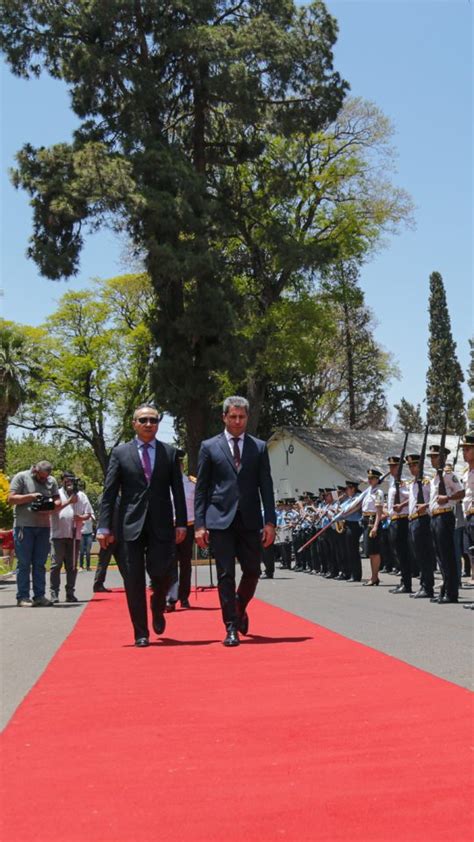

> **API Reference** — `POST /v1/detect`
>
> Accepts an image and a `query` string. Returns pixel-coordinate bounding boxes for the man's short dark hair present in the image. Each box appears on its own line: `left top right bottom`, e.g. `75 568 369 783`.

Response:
223 396 249 415
133 403 163 421
33 460 53 473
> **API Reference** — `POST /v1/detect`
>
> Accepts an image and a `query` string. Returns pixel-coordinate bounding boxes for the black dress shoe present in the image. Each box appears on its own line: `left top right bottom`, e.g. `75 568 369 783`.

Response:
93 585 111 593
260 572 274 579
437 595 458 604
180 598 191 609
223 629 240 647
164 601 176 613
411 588 432 599
389 585 412 594
135 637 150 647
152 613 166 635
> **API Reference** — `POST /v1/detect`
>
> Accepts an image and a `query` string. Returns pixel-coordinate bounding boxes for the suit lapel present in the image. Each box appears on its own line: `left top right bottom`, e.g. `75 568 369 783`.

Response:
129 440 143 475
218 433 238 472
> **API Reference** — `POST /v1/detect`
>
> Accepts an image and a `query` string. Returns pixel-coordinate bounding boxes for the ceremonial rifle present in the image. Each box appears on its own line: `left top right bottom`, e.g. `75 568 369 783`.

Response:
436 411 450 497
394 431 409 506
297 471 390 554
416 424 429 505
452 435 462 472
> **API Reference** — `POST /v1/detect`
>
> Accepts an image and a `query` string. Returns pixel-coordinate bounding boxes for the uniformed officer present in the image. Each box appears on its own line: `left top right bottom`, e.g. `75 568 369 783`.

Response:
460 434 474 609
361 469 384 586
406 454 436 599
386 455 412 594
339 481 363 581
428 444 464 604
166 449 196 611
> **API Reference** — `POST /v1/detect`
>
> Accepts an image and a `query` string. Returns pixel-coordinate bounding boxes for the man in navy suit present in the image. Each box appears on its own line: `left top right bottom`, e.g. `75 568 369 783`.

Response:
194 396 276 647
98 404 187 647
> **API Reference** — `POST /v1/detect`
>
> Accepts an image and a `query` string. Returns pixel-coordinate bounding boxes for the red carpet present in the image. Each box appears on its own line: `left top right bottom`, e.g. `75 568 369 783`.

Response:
1 588 472 842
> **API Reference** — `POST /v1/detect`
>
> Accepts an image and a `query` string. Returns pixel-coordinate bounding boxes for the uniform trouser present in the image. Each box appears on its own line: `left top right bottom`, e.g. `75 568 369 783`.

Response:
93 541 122 587
335 529 349 577
389 519 411 590
50 538 78 597
345 522 362 580
262 544 275 576
325 530 338 576
277 541 292 568
465 516 474 576
121 518 174 640
210 512 262 630
431 512 458 601
310 539 321 573
409 517 435 595
380 527 395 570
167 525 194 602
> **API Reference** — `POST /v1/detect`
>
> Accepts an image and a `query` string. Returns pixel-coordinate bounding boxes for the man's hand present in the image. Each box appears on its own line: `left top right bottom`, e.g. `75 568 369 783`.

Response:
195 527 209 549
393 502 405 513
369 526 378 539
416 503 428 515
97 533 115 549
437 494 449 507
261 524 276 548
175 527 187 544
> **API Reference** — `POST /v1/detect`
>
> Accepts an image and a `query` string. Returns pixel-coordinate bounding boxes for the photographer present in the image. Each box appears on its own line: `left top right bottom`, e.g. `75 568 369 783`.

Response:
50 472 94 604
7 460 60 607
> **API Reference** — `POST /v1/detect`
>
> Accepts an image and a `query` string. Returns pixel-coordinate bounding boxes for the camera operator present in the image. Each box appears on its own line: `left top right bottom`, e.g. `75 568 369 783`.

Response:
7 460 60 607
50 472 94 604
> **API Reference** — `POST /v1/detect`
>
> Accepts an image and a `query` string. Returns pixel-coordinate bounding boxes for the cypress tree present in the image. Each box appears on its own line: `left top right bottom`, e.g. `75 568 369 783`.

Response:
426 271 465 433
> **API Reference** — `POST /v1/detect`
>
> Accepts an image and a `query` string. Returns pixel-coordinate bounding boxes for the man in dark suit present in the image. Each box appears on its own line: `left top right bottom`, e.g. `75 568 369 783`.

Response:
194 396 276 647
97 404 187 647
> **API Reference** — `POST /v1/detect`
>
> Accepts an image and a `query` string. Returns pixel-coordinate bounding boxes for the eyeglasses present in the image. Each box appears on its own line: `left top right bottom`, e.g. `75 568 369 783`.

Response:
136 416 159 425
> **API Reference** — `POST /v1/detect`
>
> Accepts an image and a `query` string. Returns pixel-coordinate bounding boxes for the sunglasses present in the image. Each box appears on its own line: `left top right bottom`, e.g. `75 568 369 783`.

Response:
136 416 160 425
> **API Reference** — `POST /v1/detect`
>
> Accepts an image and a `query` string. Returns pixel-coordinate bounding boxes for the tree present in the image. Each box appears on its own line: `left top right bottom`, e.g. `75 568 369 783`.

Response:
13 274 155 475
468 339 474 428
216 97 413 431
318 261 398 429
394 398 424 433
426 271 465 433
1 0 348 470
0 320 41 471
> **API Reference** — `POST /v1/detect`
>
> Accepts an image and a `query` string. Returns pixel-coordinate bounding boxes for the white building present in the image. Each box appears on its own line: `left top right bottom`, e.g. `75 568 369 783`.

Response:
267 427 467 500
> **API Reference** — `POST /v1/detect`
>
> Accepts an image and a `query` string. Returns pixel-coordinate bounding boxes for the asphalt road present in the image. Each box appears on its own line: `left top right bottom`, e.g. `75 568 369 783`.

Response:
1 560 472 730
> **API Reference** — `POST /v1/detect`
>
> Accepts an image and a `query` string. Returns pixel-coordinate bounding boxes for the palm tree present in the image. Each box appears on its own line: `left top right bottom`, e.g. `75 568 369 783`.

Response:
0 321 34 471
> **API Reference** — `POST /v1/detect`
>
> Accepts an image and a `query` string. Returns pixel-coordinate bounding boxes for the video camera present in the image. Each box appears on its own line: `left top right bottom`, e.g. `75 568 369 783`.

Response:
30 496 56 512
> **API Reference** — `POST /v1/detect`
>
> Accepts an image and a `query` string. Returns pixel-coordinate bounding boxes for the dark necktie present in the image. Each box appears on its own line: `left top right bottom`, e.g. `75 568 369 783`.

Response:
232 437 241 469
142 443 152 483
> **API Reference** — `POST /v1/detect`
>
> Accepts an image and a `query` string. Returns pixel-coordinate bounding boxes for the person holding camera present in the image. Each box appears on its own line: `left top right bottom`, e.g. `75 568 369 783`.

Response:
7 461 60 607
50 472 94 603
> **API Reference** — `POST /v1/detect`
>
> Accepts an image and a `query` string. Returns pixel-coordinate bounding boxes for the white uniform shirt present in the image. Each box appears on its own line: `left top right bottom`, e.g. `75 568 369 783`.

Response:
408 478 430 516
387 476 409 516
462 467 474 516
428 471 461 514
362 485 384 514
50 489 94 540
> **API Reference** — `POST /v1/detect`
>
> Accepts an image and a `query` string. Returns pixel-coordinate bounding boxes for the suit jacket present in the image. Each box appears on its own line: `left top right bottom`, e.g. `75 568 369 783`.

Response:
98 439 186 542
194 432 276 531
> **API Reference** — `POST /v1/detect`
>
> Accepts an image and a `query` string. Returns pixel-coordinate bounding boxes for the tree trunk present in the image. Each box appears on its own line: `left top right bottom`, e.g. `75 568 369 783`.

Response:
245 376 267 437
342 296 356 428
0 414 7 472
185 401 210 475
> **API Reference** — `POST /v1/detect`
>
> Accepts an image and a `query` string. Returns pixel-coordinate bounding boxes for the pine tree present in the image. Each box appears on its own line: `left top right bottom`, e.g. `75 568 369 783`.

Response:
394 398 424 432
426 271 466 433
468 338 474 428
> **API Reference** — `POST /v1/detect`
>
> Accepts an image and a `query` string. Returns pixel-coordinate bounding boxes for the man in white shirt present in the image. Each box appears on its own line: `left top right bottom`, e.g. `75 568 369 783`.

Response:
460 434 474 608
428 444 464 604
50 472 94 603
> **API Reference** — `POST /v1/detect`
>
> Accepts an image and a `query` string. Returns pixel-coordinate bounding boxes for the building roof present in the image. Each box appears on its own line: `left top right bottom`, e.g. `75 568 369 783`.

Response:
268 427 468 482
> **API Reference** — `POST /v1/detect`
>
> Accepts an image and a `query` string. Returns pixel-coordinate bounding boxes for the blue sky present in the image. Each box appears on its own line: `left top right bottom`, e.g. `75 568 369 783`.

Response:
1 0 472 440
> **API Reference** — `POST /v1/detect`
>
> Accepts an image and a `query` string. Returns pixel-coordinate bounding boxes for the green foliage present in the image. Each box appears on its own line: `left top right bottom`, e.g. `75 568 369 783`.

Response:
394 398 424 433
13 275 155 474
0 319 43 471
468 338 474 428
5 435 103 511
426 271 466 433
0 470 13 528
